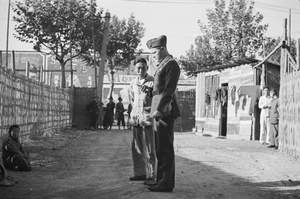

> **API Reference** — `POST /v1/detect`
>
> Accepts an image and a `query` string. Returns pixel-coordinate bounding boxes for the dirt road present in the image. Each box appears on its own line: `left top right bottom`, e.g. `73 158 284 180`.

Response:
1 128 300 199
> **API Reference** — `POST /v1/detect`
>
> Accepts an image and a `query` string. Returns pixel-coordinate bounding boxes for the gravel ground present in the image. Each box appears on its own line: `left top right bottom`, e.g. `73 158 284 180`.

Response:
1 128 300 199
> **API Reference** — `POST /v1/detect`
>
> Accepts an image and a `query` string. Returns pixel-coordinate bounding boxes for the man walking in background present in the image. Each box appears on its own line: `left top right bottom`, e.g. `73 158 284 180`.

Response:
146 35 181 192
116 97 126 130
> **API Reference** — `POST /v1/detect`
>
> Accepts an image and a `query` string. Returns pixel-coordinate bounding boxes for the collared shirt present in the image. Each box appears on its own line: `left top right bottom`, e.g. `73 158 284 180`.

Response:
258 95 272 117
129 74 154 126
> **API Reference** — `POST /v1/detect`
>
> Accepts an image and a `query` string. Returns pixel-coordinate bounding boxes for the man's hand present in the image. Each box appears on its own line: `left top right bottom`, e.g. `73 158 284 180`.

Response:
140 85 151 94
153 110 163 121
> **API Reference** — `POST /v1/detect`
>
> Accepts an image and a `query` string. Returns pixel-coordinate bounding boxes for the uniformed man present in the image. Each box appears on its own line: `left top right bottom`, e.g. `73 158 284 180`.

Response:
146 35 181 192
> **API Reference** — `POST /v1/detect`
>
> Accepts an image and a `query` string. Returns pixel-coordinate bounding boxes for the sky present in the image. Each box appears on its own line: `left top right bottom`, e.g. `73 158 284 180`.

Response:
0 0 300 58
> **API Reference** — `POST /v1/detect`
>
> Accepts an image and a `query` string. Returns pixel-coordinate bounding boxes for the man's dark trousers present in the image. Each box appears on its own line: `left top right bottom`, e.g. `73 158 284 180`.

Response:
154 115 175 189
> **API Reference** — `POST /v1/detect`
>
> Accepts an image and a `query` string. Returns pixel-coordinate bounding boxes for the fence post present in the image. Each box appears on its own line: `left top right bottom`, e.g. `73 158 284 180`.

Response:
25 61 30 77
11 50 15 71
0 50 2 67
40 64 44 82
297 38 300 70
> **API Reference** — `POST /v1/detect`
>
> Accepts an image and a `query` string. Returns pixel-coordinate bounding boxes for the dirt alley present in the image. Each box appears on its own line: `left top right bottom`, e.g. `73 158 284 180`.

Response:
1 128 300 199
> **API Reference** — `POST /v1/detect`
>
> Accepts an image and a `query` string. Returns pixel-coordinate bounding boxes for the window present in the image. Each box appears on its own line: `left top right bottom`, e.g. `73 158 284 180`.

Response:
204 75 220 118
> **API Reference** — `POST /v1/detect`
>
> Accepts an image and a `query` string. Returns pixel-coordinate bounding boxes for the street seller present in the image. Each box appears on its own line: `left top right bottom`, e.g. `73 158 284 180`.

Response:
128 57 157 186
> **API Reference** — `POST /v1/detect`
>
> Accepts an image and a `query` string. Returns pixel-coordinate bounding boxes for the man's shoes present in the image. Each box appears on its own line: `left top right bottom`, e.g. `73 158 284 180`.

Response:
268 145 275 148
148 184 173 192
144 178 156 186
6 175 19 184
274 146 278 150
129 175 146 181
0 179 15 187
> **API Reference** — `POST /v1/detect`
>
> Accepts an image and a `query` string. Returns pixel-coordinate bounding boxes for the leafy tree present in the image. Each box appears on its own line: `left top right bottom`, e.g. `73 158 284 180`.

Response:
12 0 102 88
180 0 268 75
179 35 220 75
263 37 297 65
81 13 145 98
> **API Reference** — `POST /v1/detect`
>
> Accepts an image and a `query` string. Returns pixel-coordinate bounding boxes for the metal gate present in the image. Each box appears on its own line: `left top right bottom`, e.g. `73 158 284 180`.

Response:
175 89 196 132
73 87 96 129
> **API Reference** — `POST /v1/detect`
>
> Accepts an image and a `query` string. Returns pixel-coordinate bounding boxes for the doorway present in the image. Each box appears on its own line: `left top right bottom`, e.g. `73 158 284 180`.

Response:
219 83 228 137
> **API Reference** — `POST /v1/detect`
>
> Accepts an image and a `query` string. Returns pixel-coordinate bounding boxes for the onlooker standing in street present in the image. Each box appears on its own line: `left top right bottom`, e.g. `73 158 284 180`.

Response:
87 95 100 130
268 89 279 149
104 97 115 130
116 97 126 130
98 101 104 129
127 103 133 130
146 35 181 192
2 125 32 171
128 57 157 185
258 86 272 145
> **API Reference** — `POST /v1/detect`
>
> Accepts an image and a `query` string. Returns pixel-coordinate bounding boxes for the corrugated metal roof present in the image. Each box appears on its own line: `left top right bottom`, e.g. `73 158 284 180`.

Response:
193 58 279 74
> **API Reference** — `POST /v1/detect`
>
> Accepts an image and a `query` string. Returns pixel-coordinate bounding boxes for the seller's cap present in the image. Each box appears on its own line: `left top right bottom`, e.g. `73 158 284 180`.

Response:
146 35 167 49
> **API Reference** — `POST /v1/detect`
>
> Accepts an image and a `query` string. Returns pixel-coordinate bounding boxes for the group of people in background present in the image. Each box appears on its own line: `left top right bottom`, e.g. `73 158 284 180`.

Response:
87 96 133 130
259 86 280 149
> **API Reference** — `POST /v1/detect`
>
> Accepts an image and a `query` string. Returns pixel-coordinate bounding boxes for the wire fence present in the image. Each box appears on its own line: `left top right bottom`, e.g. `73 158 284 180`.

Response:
279 69 300 159
0 67 73 141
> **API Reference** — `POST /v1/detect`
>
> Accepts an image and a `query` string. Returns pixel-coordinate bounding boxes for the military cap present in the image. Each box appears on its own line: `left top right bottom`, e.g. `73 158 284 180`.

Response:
146 35 167 49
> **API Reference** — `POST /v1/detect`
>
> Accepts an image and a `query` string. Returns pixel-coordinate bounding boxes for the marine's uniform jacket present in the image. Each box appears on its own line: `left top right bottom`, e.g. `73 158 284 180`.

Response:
129 74 154 126
152 55 181 118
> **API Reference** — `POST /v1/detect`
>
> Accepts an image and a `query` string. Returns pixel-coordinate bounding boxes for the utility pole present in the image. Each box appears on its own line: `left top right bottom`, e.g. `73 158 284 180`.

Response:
90 0 97 90
97 12 110 102
261 37 266 89
5 0 11 68
70 31 73 87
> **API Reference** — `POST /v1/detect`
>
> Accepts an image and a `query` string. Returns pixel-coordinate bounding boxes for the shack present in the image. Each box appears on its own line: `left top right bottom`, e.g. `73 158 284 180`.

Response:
194 58 280 140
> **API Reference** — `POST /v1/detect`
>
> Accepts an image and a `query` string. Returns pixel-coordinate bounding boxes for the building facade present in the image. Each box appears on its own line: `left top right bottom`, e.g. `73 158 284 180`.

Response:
195 59 280 140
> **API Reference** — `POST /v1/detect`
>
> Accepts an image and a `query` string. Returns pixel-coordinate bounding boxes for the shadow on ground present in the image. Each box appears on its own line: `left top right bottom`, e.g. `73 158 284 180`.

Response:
0 129 299 199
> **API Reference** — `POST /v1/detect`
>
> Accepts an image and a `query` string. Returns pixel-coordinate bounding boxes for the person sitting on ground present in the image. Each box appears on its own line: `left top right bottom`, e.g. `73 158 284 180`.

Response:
2 125 32 171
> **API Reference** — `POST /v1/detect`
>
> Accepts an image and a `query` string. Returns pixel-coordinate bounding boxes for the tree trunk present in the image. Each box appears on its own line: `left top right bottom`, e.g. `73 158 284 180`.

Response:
108 69 115 99
60 62 66 88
